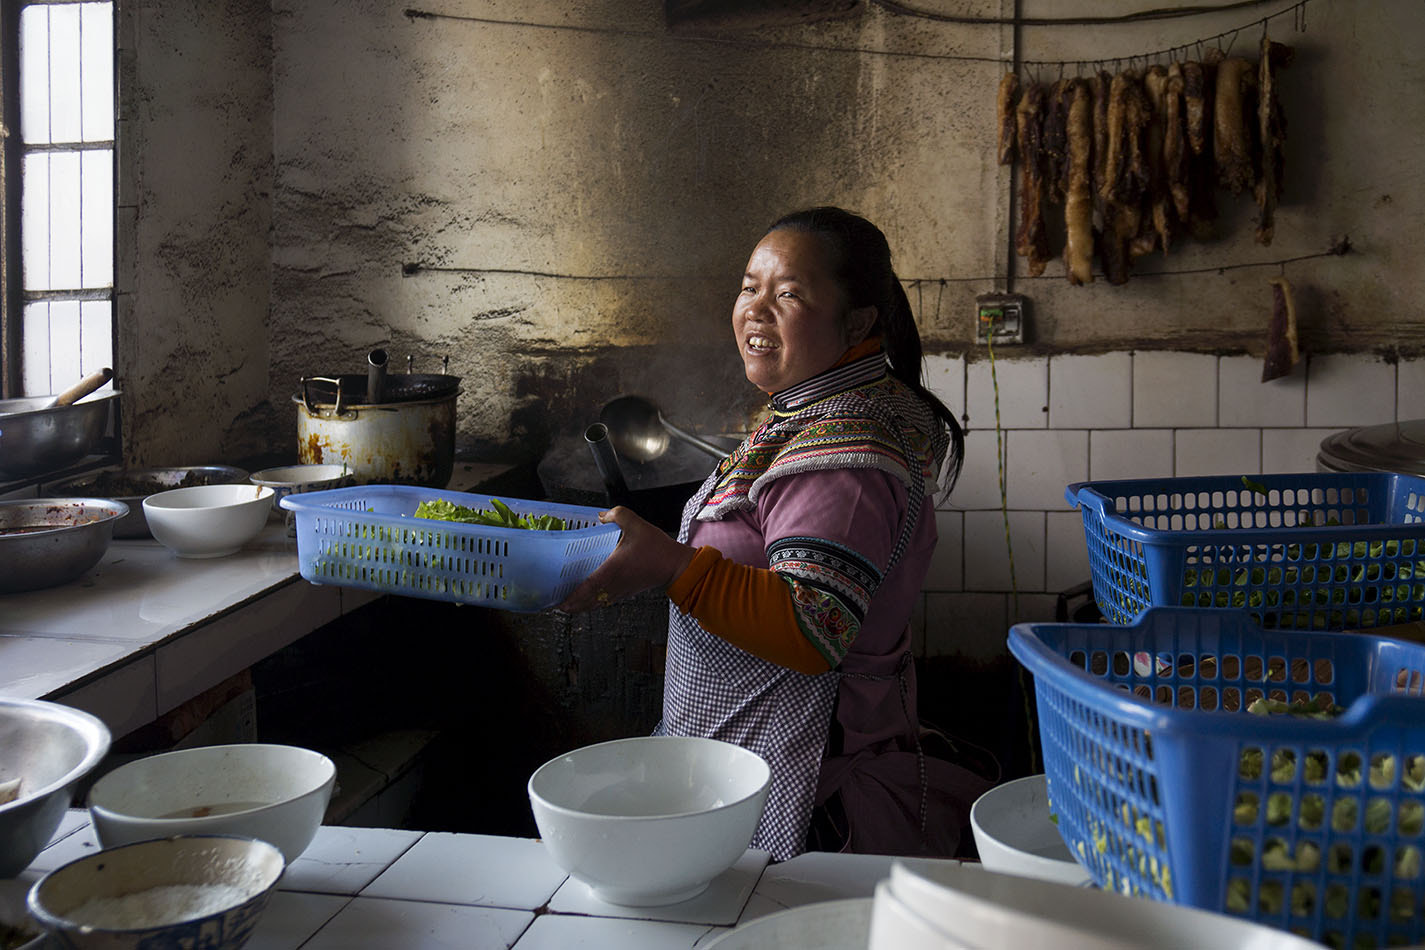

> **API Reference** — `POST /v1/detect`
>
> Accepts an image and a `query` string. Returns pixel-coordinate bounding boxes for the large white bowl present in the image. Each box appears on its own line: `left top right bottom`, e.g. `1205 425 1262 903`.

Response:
28 834 284 950
0 698 112 877
868 880 977 950
970 773 1093 887
887 860 1324 950
527 736 770 906
87 743 335 864
142 484 274 558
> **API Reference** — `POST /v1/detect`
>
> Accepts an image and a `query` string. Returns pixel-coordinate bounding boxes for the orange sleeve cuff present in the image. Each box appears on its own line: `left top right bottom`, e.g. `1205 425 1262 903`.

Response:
668 547 831 675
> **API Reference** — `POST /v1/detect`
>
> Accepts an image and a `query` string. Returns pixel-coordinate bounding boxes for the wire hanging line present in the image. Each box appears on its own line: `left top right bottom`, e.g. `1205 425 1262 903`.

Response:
1017 0 1312 71
870 0 1298 28
405 0 1314 68
404 237 1350 286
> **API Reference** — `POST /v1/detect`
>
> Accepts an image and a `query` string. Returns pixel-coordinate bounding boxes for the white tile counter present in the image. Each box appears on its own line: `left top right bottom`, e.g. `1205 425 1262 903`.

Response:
0 463 512 737
7 812 932 949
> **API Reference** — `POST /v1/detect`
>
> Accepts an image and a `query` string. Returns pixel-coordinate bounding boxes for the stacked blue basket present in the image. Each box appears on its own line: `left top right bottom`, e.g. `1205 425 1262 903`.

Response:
1008 472 1425 948
1010 607 1425 949
1065 472 1425 629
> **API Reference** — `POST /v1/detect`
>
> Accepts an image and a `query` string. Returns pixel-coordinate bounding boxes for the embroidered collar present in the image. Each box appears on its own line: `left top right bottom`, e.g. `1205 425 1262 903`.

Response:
770 351 889 415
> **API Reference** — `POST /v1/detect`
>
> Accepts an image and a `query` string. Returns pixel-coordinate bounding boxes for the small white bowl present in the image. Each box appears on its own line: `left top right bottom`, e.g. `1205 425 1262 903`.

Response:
528 736 770 906
87 744 335 864
970 773 1092 887
142 484 274 558
249 464 353 513
28 834 284 950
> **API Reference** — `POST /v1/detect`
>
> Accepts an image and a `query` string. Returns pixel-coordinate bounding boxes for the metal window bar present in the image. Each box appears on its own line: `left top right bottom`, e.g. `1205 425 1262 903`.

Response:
2 0 114 399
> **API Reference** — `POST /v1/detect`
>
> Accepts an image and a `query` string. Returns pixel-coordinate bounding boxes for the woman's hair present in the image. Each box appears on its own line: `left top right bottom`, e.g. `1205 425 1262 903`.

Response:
766 206 965 490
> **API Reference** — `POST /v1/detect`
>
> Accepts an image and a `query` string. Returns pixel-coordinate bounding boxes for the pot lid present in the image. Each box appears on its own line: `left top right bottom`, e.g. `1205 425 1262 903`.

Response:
294 374 460 409
1316 418 1425 475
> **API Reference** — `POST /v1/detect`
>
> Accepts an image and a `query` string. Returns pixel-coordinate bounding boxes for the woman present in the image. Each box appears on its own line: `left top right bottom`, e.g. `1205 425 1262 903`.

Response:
560 207 991 860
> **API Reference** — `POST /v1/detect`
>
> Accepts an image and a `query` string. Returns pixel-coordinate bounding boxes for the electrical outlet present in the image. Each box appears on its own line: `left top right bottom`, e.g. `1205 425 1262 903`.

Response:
975 293 1027 346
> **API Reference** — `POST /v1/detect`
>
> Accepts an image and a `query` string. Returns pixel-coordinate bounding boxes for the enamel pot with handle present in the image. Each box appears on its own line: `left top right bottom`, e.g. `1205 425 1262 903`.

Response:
292 350 460 488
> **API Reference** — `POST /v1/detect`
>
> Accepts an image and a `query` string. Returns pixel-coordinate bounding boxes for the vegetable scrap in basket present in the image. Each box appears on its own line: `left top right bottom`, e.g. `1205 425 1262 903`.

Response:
414 498 568 531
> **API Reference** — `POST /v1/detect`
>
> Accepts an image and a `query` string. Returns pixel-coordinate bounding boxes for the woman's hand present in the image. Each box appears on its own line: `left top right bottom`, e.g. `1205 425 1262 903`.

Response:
557 506 697 612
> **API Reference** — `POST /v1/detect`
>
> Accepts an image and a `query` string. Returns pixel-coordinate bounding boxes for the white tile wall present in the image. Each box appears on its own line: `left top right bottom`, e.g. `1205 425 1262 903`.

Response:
1219 356 1305 427
1049 354 1132 428
1306 354 1397 428
1399 359 1425 417
1089 429 1174 481
963 510 1044 592
1175 428 1260 476
917 349 1407 662
1262 427 1337 474
1133 352 1217 428
945 428 1006 510
924 510 962 591
966 356 1047 430
924 353 965 422
1005 429 1089 509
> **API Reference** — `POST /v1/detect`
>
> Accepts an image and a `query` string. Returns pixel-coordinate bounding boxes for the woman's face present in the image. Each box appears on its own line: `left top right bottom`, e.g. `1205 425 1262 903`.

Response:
734 228 858 394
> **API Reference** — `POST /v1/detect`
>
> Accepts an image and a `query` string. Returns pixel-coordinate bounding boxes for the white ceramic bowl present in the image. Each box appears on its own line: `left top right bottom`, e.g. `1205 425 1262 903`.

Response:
87 743 335 864
248 465 353 513
142 484 274 558
869 879 977 950
887 860 1325 950
970 773 1093 886
0 698 112 878
527 736 770 906
28 834 284 950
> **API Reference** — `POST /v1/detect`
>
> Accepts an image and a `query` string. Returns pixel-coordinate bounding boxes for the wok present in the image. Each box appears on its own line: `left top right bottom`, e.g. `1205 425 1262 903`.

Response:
0 392 120 481
45 465 250 539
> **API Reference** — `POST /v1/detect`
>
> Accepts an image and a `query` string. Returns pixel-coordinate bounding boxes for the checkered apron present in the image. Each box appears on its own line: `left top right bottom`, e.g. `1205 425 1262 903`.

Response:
656 394 929 861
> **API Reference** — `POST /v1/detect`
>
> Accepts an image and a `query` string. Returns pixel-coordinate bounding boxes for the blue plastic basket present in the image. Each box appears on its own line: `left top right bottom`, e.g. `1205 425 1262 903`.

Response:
1009 607 1425 949
1066 472 1425 629
280 485 620 612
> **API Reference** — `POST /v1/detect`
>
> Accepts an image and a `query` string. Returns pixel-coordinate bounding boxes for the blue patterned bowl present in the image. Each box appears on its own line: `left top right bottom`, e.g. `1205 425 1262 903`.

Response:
27 835 283 950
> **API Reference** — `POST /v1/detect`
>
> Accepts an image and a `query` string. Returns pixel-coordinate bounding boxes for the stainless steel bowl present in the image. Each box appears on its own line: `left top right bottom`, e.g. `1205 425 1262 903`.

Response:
0 392 120 481
0 499 129 594
45 466 249 539
0 697 111 878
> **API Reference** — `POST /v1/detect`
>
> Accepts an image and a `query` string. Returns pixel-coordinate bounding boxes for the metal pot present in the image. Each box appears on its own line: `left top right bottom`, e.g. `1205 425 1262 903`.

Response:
292 356 460 488
0 392 120 481
1316 419 1425 476
0 498 129 594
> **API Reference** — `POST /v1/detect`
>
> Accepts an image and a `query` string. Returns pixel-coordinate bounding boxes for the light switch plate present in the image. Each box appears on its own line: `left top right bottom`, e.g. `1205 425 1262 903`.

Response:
975 293 1027 346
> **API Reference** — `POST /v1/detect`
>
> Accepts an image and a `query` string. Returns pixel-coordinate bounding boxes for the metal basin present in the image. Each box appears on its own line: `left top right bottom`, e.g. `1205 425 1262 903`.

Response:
0 392 120 481
0 697 111 877
46 466 250 539
0 498 129 594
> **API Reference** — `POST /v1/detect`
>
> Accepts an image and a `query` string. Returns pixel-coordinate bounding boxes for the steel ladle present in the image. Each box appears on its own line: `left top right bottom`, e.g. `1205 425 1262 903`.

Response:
599 395 727 463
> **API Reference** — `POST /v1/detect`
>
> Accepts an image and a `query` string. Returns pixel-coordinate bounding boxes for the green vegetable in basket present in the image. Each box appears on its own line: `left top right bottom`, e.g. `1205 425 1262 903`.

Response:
414 498 568 531
1242 475 1270 496
1247 696 1346 719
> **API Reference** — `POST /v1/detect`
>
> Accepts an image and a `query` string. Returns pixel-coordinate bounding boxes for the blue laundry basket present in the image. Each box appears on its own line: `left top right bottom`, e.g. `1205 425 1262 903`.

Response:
1065 472 1425 628
1009 607 1425 949
281 484 620 612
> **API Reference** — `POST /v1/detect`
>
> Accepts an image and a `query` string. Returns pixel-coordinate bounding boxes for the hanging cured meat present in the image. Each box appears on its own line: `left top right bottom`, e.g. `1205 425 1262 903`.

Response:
1262 276 1300 382
1139 65 1172 257
997 72 1020 166
1063 78 1094 286
1164 63 1190 221
1214 57 1259 195
1255 33 1295 245
1042 79 1073 204
1181 60 1210 155
1014 81 1051 277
